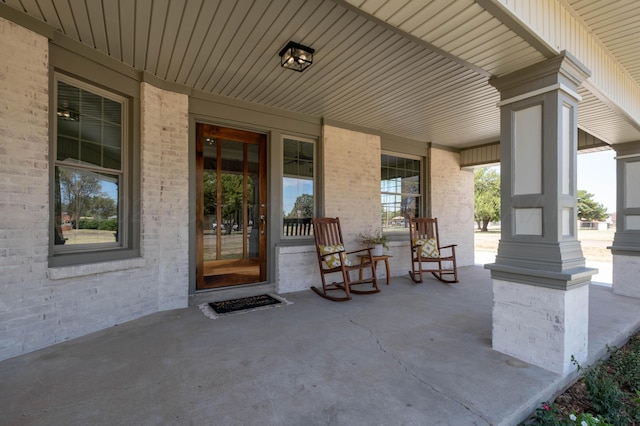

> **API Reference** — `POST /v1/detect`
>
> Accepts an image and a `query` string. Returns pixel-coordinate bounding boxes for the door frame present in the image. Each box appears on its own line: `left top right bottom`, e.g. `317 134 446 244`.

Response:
195 123 268 291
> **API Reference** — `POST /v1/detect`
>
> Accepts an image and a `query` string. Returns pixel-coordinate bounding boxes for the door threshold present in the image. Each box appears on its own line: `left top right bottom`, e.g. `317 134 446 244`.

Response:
189 282 277 306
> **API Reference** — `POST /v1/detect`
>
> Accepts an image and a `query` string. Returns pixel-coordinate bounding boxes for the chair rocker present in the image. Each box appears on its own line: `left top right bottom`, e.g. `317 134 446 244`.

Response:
311 217 380 301
409 217 459 284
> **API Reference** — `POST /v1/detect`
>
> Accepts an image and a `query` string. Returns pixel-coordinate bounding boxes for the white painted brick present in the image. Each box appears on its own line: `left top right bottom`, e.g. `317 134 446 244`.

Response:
430 148 475 267
322 125 381 244
275 245 320 294
0 19 190 361
140 83 190 311
493 279 589 374
612 254 640 298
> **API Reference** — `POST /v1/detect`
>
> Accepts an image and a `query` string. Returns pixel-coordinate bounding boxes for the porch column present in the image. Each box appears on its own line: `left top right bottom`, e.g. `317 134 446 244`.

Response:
486 51 597 375
610 141 640 297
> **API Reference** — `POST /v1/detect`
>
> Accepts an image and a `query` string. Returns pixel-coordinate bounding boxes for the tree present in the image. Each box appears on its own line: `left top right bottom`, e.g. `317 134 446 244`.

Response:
203 172 253 233
59 169 101 229
287 194 313 218
474 167 501 232
577 189 609 222
90 195 117 219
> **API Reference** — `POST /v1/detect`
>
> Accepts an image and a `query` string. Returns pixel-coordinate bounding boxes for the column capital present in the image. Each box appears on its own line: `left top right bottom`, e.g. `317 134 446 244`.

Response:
489 51 591 101
613 140 640 158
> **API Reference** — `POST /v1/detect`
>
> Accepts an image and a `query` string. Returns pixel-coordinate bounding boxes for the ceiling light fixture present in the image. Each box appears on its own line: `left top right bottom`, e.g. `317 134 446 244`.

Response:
279 41 315 72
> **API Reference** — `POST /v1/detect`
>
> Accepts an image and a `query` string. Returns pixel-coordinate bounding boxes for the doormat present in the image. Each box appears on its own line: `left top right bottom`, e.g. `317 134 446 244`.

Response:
198 293 292 319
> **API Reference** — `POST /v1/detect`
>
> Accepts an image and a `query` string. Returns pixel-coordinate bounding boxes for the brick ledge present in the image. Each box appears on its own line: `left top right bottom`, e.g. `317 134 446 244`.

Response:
48 257 146 280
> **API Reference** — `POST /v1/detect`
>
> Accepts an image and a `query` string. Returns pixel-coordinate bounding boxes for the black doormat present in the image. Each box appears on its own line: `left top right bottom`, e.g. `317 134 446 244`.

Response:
209 294 282 314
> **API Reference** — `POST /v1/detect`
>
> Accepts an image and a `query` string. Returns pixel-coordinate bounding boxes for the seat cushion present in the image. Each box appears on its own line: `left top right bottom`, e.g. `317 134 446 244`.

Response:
414 238 439 258
319 244 352 268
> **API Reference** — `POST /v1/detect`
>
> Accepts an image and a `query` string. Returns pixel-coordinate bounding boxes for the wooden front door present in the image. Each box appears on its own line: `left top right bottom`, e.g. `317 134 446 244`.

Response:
196 124 267 290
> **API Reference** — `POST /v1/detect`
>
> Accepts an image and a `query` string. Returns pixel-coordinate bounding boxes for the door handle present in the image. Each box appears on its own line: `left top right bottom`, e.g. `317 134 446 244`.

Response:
260 214 266 234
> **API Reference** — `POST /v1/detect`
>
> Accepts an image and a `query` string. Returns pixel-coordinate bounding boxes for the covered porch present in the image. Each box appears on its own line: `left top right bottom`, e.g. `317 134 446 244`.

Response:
1 0 640 381
1 265 640 426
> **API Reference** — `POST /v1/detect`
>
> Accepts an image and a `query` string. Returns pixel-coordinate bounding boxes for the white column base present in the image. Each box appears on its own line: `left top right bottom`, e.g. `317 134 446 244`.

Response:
492 279 589 375
613 254 640 298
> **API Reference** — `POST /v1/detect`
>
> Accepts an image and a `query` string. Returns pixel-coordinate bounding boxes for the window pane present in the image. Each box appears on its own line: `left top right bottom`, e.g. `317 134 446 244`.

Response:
381 154 421 232
81 141 101 166
283 138 314 237
103 146 122 170
80 116 102 144
54 166 119 246
57 80 122 171
57 117 79 138
58 81 80 115
81 90 102 119
53 76 129 258
103 98 122 123
57 136 79 162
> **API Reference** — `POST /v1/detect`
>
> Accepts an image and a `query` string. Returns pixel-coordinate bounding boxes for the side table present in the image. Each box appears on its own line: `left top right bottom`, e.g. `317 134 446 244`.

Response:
358 254 393 285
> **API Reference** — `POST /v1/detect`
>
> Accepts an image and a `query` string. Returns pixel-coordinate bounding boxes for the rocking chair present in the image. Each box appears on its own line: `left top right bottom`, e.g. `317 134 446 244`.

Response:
408 217 459 283
311 217 380 301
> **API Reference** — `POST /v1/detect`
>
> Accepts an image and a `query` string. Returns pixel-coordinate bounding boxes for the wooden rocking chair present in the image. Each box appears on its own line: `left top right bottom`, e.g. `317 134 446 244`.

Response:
311 217 380 301
409 217 459 283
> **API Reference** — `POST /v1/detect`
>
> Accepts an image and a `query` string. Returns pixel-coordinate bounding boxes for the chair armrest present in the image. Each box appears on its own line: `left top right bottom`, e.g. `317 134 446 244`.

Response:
346 247 372 256
438 244 457 250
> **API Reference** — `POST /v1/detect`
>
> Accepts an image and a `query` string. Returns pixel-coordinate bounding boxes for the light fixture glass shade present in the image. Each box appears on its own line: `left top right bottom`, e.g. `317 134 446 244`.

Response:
279 41 314 72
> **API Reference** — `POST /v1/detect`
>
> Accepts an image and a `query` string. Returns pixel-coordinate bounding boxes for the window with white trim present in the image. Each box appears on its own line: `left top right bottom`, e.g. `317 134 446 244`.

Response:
381 153 422 233
53 75 126 253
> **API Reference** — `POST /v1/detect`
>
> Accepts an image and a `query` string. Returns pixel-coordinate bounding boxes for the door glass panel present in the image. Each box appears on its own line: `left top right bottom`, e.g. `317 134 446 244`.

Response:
197 124 266 290
202 140 262 260
220 139 244 259
203 138 218 261
247 143 259 258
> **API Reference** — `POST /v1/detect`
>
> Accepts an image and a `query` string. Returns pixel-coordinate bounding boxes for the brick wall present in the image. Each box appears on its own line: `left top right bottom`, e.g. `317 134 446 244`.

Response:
429 147 475 267
0 17 54 360
0 19 189 361
140 83 190 310
322 125 381 245
276 245 319 294
613 255 640 298
493 279 589 374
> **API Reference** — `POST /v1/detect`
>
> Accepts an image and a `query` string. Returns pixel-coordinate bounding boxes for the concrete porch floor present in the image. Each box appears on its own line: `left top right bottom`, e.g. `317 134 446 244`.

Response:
1 265 640 426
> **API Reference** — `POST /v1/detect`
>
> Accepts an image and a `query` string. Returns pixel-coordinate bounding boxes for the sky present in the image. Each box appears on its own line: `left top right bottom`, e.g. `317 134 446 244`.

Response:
577 149 616 213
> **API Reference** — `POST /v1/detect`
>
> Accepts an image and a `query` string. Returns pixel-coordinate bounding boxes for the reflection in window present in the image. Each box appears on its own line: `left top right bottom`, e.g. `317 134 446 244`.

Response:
381 154 421 233
283 138 314 236
55 167 119 245
54 77 123 249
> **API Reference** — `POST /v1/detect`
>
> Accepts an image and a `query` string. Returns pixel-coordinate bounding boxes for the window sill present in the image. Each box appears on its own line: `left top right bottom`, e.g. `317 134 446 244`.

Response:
48 257 146 280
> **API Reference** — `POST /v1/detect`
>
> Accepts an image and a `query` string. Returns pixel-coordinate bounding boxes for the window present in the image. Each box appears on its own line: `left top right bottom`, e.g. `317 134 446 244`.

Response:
381 153 421 233
282 137 314 237
53 75 126 253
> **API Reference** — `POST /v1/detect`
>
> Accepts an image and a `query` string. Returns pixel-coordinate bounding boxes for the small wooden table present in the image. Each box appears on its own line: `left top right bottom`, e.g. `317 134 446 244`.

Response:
358 254 393 285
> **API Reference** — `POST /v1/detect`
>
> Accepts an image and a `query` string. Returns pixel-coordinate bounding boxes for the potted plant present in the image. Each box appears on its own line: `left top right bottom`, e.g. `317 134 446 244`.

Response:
357 228 389 256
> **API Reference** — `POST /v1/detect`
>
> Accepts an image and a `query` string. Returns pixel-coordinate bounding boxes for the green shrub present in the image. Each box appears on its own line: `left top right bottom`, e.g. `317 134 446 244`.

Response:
78 218 117 231
78 218 99 229
98 218 118 231
608 336 640 392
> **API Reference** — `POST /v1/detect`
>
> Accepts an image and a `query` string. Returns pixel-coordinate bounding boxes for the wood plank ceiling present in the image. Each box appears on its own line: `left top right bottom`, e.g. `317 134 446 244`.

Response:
2 0 639 148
